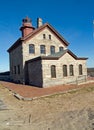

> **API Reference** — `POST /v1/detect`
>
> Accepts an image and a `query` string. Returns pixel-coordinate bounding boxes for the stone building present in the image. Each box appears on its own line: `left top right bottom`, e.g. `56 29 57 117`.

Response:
7 17 88 87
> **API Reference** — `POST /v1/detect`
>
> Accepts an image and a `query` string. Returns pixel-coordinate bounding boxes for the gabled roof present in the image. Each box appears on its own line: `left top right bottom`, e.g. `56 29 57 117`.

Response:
22 23 69 46
7 23 69 52
26 49 88 63
48 49 88 60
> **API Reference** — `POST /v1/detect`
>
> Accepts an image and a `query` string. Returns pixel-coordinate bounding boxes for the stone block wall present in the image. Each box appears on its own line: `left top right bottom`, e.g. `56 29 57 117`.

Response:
27 60 43 87
25 52 87 88
22 28 67 67
9 44 24 83
42 54 87 87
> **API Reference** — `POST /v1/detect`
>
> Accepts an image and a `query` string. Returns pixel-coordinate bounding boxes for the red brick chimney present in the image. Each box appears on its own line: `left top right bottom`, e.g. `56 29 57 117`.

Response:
20 17 35 37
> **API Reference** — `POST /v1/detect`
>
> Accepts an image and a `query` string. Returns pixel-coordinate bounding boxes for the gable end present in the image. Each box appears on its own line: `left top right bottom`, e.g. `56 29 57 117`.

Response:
22 23 69 46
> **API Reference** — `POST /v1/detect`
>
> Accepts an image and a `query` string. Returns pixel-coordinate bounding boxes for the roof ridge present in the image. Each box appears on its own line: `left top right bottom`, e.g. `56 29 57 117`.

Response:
21 23 69 46
8 23 70 52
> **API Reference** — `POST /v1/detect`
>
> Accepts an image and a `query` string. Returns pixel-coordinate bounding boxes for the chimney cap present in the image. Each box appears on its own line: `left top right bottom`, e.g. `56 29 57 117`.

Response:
37 17 42 21
22 16 31 23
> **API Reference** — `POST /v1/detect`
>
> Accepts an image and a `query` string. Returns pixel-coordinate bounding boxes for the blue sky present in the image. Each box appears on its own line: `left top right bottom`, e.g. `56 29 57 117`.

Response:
0 0 94 72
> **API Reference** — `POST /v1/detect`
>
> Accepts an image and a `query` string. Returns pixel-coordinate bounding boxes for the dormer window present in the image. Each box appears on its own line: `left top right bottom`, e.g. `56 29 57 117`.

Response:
49 35 51 40
43 34 46 39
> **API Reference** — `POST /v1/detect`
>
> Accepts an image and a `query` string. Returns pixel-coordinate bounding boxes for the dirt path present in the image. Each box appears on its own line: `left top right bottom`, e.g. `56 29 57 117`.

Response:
0 82 94 130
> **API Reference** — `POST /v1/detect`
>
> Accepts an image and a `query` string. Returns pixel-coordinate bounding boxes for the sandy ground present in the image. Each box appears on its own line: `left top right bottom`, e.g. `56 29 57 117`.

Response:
0 83 94 130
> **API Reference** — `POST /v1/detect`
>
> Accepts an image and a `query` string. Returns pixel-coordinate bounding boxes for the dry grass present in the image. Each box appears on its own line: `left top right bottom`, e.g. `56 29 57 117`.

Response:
0 81 94 130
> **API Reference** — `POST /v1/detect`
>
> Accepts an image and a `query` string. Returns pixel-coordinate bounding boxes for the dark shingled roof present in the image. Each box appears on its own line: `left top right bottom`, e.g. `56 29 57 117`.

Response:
48 49 68 58
48 49 88 60
26 49 88 64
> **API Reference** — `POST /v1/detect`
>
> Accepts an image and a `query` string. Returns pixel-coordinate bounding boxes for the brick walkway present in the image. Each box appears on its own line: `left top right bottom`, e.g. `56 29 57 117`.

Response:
0 81 94 100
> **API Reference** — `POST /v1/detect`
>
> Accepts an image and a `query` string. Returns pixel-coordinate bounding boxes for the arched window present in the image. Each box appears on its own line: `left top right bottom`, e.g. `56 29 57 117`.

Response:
63 65 67 77
69 65 74 76
59 47 63 52
29 44 35 54
51 65 56 78
40 45 46 54
50 46 55 54
79 64 83 75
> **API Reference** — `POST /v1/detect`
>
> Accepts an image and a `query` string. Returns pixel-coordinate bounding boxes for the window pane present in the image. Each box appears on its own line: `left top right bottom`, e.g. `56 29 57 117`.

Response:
43 34 46 39
40 45 46 54
18 65 20 74
50 46 55 54
49 35 51 40
29 44 35 54
14 66 16 74
63 65 67 77
79 64 83 75
69 65 74 76
59 47 63 52
51 65 56 78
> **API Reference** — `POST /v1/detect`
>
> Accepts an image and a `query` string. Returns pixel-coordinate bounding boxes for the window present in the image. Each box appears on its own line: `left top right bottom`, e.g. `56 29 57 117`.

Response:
29 44 35 54
59 47 63 52
43 34 46 39
18 65 20 74
40 45 46 54
69 65 74 76
79 64 83 75
49 35 51 40
14 66 16 74
63 65 67 77
11 67 13 74
51 65 56 78
50 46 55 54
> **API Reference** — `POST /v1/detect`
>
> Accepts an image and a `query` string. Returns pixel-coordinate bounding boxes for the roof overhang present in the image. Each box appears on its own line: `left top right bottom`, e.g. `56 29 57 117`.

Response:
7 38 23 53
